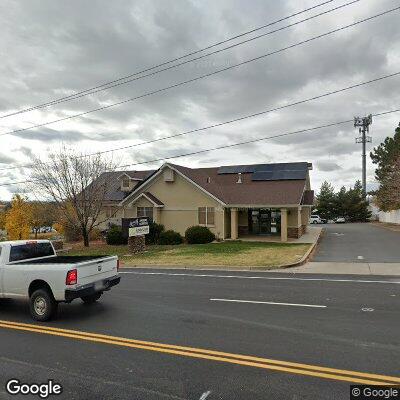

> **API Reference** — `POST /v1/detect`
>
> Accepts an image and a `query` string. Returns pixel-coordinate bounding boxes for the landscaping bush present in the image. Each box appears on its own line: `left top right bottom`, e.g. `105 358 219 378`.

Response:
185 225 215 244
146 222 165 245
158 230 183 245
106 225 127 245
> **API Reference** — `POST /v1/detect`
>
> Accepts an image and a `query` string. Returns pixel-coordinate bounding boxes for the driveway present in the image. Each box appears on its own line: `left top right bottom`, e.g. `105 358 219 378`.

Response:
312 223 400 263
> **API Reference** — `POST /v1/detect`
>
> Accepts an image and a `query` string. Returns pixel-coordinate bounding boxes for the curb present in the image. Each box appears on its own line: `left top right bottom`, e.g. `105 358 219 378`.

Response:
268 228 323 270
121 229 323 272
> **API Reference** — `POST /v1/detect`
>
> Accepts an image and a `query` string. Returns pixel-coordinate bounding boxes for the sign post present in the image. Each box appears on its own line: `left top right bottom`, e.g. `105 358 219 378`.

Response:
127 217 149 254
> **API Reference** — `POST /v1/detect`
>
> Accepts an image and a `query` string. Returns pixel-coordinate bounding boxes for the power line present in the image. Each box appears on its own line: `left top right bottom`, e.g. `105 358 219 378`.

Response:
1 108 399 188
0 0 337 119
1 70 399 172
1 5 397 139
1 1 361 117
117 108 400 168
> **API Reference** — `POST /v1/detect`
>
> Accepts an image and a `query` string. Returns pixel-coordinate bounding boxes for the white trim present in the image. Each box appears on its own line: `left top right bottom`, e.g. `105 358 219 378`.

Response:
129 192 164 208
120 163 226 207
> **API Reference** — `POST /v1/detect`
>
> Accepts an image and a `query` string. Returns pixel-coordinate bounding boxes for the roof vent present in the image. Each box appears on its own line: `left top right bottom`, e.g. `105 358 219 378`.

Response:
236 173 242 184
207 177 211 183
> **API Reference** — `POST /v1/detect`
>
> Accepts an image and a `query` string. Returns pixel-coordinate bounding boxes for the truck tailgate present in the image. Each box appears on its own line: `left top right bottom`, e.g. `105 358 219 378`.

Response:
77 257 118 286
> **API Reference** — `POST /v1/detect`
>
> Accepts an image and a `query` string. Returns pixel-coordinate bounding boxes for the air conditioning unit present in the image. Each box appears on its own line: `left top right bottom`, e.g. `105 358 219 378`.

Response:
163 169 174 182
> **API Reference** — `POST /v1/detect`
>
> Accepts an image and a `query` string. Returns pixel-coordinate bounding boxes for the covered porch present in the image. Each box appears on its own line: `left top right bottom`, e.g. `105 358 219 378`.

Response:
226 206 310 242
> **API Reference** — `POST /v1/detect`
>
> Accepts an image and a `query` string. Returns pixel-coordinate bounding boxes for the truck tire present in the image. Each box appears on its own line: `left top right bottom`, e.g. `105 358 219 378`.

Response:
30 289 58 322
81 293 102 304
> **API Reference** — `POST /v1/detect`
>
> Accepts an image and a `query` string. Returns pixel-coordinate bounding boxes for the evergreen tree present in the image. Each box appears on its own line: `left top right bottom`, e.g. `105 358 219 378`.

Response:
370 123 400 210
345 181 371 222
316 181 336 219
334 186 347 218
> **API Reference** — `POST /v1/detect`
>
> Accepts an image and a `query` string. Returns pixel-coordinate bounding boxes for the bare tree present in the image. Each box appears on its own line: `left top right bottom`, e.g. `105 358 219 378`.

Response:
30 147 116 247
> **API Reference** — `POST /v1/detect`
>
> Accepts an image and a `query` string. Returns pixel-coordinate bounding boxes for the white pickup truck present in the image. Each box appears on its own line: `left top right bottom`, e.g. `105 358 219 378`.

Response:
0 240 120 321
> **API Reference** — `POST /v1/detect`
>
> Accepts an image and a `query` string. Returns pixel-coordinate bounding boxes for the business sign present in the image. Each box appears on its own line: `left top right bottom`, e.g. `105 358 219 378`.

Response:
128 217 150 237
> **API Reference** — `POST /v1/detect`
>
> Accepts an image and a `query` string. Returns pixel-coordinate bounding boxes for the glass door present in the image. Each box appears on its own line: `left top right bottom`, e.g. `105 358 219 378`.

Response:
259 209 271 234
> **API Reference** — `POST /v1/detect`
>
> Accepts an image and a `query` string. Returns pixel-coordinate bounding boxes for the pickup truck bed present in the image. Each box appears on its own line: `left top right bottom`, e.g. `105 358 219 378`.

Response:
14 255 109 265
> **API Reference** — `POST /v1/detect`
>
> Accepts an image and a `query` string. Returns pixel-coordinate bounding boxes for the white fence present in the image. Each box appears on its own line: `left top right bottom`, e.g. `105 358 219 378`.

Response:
379 209 400 224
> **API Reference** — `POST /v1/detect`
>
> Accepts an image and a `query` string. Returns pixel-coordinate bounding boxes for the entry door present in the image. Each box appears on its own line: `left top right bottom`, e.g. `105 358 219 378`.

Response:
259 210 271 234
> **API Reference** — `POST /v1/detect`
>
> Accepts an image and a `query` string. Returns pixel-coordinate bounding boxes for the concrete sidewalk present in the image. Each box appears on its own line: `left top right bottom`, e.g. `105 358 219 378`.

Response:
274 261 400 275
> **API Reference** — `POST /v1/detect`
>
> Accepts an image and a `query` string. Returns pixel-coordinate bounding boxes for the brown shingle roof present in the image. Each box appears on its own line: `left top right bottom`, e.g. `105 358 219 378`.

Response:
301 190 314 206
100 170 155 201
143 192 164 206
170 163 308 206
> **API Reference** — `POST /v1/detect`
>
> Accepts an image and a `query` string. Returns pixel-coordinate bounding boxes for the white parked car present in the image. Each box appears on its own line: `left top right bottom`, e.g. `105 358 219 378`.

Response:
309 214 327 224
0 240 120 321
335 217 346 223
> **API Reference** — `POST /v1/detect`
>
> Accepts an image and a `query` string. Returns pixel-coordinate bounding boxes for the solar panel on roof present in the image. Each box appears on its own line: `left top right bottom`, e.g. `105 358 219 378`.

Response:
218 162 309 175
252 169 307 181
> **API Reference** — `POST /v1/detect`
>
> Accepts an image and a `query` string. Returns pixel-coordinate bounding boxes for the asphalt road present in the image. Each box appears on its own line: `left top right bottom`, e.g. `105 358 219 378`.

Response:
312 222 400 262
0 269 399 400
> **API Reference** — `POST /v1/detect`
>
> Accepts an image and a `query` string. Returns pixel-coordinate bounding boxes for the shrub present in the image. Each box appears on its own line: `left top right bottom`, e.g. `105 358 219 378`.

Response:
146 222 165 245
106 225 127 245
158 230 183 245
185 225 215 244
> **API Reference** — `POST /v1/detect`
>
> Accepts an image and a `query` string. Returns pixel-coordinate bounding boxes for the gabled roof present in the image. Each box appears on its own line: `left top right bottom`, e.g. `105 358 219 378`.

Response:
118 171 152 180
130 192 164 207
121 162 312 207
97 170 155 202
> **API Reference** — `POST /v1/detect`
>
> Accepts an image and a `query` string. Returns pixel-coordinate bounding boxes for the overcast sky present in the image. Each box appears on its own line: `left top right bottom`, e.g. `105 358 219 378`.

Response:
0 0 399 200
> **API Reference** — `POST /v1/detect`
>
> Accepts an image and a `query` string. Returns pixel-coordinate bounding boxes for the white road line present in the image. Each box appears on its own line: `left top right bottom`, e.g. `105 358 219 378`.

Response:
357 256 364 260
119 271 400 284
199 391 211 400
210 298 327 308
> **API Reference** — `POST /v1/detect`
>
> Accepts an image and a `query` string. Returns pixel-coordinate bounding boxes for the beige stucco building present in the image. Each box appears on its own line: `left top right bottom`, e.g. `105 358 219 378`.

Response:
97 162 314 242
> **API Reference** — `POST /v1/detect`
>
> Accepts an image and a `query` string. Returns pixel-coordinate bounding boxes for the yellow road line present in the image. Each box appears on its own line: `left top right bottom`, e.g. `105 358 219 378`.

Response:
0 320 398 385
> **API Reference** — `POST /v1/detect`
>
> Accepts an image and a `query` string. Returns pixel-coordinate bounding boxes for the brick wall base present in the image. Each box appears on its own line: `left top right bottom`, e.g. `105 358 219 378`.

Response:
287 226 302 239
128 235 146 253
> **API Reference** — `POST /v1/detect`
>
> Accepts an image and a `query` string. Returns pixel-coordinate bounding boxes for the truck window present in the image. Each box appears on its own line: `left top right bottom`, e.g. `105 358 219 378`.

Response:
9 242 55 262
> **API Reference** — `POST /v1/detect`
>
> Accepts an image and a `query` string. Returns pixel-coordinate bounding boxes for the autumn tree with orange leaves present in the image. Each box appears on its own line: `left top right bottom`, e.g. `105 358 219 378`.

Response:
5 194 32 240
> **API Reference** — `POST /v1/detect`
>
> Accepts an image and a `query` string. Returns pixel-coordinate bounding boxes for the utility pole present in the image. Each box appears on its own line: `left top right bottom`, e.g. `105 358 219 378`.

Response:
354 114 372 198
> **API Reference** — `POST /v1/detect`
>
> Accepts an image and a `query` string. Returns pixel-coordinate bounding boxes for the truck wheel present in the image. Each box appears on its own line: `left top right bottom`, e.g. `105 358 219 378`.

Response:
30 289 58 322
81 293 102 304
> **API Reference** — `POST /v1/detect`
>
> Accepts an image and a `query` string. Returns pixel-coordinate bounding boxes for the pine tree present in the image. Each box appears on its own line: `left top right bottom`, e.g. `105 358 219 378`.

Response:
345 181 371 222
334 186 347 218
316 181 336 219
370 122 400 210
375 156 400 211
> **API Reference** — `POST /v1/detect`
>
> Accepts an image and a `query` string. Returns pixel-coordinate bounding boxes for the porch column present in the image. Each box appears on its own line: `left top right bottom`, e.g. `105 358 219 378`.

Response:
231 208 238 240
280 208 288 242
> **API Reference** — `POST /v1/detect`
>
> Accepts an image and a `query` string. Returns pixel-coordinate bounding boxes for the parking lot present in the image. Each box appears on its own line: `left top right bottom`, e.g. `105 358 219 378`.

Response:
312 223 400 263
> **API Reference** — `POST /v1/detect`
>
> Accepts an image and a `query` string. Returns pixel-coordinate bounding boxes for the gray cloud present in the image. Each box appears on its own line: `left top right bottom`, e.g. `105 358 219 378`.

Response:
316 160 342 172
0 0 399 199
0 153 16 164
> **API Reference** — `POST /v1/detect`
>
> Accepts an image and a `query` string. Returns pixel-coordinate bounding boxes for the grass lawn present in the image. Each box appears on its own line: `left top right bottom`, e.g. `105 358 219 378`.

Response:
68 241 311 268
